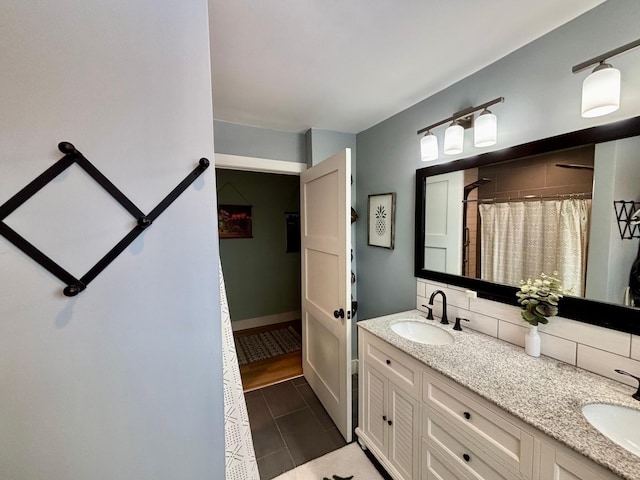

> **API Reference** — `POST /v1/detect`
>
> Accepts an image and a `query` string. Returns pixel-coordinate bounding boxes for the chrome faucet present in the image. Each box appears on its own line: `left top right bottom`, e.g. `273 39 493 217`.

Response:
616 369 640 401
427 290 448 325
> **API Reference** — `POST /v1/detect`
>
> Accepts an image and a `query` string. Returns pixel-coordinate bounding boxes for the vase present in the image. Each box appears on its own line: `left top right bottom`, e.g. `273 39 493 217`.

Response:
524 325 540 357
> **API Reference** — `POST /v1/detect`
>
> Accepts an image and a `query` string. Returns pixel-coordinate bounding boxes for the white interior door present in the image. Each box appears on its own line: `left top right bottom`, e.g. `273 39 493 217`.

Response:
424 171 464 274
300 149 352 442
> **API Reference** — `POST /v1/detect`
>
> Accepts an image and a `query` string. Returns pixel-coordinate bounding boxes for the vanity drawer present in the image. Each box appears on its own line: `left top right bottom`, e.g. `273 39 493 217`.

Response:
361 330 421 398
422 370 533 478
422 438 469 480
423 407 519 480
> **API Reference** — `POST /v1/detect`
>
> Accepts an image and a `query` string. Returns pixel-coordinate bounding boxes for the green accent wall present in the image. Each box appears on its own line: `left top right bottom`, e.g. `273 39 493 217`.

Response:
216 169 301 321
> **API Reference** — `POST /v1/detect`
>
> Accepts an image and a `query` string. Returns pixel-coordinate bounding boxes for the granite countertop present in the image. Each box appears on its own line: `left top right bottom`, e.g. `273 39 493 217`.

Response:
358 310 640 480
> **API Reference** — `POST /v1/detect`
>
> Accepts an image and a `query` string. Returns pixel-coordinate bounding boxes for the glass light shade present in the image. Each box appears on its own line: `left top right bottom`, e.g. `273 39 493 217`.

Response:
581 64 620 118
474 110 497 147
420 132 438 161
444 122 464 155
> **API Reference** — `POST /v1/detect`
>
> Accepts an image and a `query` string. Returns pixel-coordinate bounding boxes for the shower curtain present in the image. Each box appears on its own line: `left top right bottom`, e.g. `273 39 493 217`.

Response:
479 199 591 296
220 261 259 480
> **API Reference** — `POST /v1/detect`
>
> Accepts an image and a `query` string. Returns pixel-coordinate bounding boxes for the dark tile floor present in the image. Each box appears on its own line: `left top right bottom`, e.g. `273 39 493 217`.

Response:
246 375 359 480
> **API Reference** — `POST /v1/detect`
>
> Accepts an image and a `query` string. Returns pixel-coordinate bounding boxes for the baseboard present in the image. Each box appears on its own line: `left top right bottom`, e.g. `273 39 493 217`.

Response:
352 358 359 375
231 310 301 332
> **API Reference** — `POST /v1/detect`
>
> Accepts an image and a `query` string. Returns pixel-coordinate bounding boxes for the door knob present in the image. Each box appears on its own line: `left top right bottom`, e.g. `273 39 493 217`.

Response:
333 308 345 319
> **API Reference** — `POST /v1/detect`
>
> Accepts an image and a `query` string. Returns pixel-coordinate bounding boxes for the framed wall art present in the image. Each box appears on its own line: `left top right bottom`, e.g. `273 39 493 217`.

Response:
284 212 300 253
218 204 253 239
368 192 396 249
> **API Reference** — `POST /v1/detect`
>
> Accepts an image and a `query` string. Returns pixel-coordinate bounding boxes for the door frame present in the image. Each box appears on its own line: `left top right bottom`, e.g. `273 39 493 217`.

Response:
215 152 358 372
215 153 307 175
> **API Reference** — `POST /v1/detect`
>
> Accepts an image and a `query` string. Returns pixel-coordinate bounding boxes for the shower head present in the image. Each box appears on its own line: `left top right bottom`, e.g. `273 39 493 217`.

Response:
464 177 492 199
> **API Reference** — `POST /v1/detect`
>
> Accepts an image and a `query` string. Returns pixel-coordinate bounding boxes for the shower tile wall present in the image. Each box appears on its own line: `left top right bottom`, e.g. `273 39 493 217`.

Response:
477 145 595 200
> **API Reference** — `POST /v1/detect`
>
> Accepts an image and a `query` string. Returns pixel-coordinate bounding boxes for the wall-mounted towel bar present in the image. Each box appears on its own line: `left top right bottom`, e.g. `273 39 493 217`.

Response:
0 142 209 296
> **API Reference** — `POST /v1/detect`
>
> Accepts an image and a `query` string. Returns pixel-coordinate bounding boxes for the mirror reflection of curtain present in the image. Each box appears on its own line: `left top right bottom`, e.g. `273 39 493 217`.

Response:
479 199 591 296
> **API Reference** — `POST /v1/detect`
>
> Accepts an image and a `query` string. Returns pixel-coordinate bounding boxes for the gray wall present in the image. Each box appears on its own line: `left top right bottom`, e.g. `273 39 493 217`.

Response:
588 136 640 304
0 1 224 478
356 0 640 320
214 120 307 163
217 169 301 321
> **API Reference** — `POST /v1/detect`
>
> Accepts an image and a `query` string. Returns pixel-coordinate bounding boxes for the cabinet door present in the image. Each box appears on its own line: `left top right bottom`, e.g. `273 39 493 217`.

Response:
363 364 387 455
388 382 420 480
540 442 621 480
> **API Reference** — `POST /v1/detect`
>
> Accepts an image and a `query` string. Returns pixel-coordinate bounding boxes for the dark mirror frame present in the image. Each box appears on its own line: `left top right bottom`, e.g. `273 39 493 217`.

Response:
415 115 640 336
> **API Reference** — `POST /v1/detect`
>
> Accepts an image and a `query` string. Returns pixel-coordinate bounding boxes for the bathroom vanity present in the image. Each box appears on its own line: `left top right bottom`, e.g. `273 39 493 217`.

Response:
356 311 640 480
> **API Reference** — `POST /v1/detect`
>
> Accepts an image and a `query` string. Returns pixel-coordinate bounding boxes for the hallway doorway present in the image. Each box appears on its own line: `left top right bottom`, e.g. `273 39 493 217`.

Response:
216 166 302 390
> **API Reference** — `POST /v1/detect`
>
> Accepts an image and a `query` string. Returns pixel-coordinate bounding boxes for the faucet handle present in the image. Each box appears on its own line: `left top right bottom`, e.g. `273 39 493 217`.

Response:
615 369 640 401
422 305 434 320
453 317 470 331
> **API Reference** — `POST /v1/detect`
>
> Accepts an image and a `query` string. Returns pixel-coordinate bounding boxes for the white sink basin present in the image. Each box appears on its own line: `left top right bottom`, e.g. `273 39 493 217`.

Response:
582 403 640 457
390 320 454 346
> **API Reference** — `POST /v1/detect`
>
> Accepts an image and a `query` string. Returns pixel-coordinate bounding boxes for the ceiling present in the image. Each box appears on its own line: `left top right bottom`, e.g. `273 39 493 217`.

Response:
209 0 605 134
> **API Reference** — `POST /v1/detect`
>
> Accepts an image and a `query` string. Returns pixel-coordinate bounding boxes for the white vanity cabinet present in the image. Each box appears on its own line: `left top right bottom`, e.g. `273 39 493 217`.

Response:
539 440 622 480
358 331 421 480
422 369 534 480
422 367 534 480
357 328 626 480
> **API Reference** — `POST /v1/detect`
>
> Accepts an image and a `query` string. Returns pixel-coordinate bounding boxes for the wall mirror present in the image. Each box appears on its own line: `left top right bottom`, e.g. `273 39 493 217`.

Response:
415 116 640 335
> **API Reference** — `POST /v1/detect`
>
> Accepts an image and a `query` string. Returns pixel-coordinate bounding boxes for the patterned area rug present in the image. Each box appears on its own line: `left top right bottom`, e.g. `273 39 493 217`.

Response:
273 443 384 480
234 326 302 366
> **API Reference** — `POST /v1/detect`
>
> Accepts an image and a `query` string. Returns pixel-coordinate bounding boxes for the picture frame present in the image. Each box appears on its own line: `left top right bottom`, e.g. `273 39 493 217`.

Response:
284 212 300 253
218 204 253 239
368 192 396 249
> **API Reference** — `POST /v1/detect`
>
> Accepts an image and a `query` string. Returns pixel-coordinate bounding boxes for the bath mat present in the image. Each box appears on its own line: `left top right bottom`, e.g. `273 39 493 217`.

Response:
272 443 384 480
234 326 301 365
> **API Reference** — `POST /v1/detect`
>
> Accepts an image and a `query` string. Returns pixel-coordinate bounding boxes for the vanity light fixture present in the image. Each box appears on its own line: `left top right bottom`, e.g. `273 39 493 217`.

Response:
416 97 504 161
474 109 498 147
444 121 464 155
420 131 438 161
572 38 640 118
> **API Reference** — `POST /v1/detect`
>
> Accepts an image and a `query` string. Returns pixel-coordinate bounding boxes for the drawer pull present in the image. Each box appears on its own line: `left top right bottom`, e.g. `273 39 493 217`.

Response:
383 415 387 421
387 419 393 426
463 411 471 420
386 359 391 365
463 453 470 462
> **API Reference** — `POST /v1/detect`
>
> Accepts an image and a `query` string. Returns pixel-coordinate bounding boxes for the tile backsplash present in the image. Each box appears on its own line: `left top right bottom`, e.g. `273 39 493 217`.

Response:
417 279 640 388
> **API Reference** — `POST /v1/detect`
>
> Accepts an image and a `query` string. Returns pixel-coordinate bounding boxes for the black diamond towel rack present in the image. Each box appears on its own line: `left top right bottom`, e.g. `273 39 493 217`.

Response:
0 142 210 296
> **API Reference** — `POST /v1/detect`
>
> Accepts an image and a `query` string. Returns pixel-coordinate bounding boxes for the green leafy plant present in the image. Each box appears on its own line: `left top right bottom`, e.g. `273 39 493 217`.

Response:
516 272 564 326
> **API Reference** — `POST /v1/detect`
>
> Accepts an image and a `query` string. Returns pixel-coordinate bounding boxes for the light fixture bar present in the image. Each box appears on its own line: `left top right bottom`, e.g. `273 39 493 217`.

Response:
572 38 640 74
417 97 504 135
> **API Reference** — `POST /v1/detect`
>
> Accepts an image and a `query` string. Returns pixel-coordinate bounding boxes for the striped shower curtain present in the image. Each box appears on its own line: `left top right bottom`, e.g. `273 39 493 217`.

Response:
220 261 259 479
479 199 591 296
